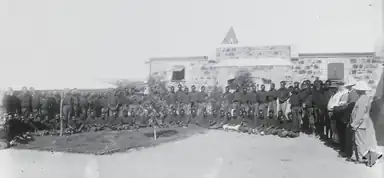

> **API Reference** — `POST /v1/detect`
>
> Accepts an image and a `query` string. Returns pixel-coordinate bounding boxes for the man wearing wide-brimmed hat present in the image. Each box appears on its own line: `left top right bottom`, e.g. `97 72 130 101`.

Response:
327 77 356 150
348 80 377 163
332 77 359 157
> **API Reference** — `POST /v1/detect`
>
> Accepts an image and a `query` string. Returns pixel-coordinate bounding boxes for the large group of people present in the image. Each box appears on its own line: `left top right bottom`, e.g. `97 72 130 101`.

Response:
0 77 380 166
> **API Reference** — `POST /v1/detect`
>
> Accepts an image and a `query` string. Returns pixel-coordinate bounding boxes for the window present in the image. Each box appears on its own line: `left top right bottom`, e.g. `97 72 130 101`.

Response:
171 65 185 81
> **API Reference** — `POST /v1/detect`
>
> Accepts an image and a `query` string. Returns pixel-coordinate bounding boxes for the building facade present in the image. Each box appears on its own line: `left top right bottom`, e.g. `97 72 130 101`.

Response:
147 27 381 90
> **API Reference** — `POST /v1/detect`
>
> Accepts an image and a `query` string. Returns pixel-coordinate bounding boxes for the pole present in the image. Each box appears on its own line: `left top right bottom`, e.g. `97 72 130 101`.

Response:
60 91 64 136
153 126 157 140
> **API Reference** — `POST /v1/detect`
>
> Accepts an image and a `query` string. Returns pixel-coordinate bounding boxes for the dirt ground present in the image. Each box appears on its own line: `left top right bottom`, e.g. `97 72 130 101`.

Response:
0 130 382 178
12 126 206 155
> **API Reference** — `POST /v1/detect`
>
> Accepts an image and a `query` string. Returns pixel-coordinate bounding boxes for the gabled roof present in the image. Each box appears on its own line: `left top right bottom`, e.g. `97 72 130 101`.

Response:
221 26 239 44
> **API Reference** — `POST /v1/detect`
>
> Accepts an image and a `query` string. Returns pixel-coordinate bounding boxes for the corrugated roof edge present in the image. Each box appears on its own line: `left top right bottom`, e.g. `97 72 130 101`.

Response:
298 52 376 57
146 56 209 63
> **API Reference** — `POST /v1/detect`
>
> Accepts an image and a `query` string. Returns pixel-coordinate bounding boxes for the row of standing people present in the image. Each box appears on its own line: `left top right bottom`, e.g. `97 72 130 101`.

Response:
1 79 333 136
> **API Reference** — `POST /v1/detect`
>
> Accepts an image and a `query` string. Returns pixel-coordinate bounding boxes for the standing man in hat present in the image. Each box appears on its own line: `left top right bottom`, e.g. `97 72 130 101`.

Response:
349 81 374 163
332 77 357 157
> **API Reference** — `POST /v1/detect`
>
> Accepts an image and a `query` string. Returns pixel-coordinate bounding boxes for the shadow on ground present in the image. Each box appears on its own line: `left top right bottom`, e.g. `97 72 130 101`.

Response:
12 125 206 155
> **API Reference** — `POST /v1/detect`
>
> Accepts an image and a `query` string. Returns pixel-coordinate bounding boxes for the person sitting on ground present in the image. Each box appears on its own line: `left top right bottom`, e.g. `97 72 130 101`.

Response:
228 109 242 126
246 108 254 128
256 110 266 134
197 110 210 128
277 110 287 136
268 110 279 135
209 108 218 126
167 108 178 126
286 112 300 138
178 108 187 127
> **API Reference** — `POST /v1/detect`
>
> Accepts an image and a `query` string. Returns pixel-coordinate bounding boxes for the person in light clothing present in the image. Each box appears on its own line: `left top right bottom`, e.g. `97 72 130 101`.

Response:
327 78 356 143
327 83 348 143
349 81 373 163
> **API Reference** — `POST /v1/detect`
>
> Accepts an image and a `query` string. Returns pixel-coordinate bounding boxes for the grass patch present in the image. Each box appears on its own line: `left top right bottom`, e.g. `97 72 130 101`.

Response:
13 125 206 155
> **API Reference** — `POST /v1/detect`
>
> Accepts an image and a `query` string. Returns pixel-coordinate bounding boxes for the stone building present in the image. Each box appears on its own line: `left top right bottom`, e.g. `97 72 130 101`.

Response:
147 27 381 90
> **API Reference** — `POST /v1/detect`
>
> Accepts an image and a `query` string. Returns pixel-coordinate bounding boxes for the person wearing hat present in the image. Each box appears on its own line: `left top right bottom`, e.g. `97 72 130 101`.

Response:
349 81 373 163
332 77 359 158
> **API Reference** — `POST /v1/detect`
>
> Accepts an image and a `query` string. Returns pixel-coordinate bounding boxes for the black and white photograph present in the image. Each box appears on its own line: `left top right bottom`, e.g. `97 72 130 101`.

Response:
0 0 383 177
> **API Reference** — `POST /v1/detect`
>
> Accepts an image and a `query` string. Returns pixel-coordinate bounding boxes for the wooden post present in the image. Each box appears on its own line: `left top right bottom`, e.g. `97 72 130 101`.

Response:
59 91 64 136
153 126 157 140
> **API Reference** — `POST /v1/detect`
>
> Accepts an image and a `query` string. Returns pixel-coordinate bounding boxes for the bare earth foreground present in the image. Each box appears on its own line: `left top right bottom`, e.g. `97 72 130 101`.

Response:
0 130 383 178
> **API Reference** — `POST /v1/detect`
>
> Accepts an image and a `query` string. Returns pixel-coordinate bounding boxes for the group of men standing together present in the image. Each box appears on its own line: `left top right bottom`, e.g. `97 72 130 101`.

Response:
0 77 379 165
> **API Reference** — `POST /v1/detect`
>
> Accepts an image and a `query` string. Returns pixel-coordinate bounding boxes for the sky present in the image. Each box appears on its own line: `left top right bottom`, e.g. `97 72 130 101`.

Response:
0 0 381 89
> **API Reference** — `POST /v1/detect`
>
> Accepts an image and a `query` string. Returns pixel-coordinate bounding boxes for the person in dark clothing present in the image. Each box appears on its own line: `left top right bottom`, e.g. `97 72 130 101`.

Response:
233 85 242 116
343 89 359 159
30 89 41 119
197 86 208 115
46 92 57 124
322 80 334 140
52 91 61 115
247 85 258 115
174 84 183 105
241 87 249 104
223 86 234 113
79 92 89 119
333 82 358 158
180 87 191 116
290 87 302 133
19 87 31 119
190 85 199 108
312 80 326 139
71 91 81 118
302 85 314 134
267 83 277 116
277 81 290 114
108 90 119 120
62 90 73 129
92 93 103 117
167 86 177 107
257 84 268 118
3 88 20 117
40 93 50 125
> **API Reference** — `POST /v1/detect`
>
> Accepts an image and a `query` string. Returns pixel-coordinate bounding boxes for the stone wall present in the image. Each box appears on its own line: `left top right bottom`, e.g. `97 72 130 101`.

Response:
150 58 218 91
291 53 382 90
